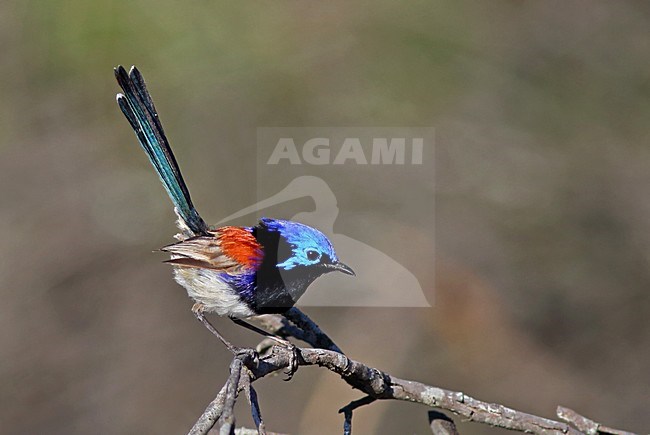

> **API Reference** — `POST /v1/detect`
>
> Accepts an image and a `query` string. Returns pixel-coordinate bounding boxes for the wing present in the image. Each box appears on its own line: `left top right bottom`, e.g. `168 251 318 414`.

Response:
161 226 262 272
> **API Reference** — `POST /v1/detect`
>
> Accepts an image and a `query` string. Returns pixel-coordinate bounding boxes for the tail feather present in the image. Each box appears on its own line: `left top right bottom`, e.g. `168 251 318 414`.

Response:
114 65 208 235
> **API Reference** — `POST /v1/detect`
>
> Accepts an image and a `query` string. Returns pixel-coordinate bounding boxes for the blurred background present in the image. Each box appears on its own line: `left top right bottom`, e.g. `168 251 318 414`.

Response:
1 1 649 433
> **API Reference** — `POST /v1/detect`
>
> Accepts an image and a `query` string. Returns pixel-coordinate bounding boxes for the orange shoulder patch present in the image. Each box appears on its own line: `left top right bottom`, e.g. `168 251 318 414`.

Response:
215 226 263 268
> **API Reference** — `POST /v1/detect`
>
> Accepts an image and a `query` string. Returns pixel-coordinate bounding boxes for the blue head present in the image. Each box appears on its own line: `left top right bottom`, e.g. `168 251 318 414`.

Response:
231 218 355 313
257 218 355 276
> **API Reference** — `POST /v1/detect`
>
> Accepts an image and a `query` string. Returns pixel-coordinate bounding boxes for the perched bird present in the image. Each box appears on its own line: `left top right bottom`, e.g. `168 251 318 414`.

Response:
114 66 354 351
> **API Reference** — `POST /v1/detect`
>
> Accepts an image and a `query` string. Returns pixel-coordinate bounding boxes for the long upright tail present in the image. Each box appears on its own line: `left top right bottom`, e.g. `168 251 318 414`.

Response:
114 65 208 236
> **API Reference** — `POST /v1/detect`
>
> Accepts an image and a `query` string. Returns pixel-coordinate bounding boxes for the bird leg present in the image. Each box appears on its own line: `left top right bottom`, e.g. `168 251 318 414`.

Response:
230 318 300 380
192 303 237 352
192 304 259 365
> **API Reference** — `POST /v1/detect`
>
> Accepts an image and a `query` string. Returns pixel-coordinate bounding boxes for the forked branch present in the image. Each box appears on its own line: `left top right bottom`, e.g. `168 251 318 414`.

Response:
190 310 636 435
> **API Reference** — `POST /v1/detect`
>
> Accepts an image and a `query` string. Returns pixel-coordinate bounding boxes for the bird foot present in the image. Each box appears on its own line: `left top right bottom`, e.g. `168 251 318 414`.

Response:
228 317 299 378
233 347 260 367
284 343 299 381
269 338 299 381
256 335 299 379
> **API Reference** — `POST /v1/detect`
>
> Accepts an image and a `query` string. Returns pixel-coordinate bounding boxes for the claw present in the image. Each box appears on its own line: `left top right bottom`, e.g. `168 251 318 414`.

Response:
191 302 205 315
235 347 260 367
283 343 299 381
256 338 276 357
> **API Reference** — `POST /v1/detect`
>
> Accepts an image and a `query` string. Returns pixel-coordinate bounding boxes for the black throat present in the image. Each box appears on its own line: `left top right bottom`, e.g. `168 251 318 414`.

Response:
247 224 324 314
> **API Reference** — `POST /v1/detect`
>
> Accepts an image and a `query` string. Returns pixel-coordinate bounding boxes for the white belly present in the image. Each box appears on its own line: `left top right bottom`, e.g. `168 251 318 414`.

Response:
172 267 255 318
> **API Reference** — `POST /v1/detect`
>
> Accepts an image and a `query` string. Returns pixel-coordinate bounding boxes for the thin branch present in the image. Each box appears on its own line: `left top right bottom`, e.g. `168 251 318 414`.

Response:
283 308 344 353
339 395 376 435
254 309 343 353
192 313 638 435
189 383 229 435
233 429 288 435
191 308 342 435
219 358 244 435
428 411 459 435
247 385 265 434
254 314 309 344
239 346 592 434
557 406 635 435
242 371 266 435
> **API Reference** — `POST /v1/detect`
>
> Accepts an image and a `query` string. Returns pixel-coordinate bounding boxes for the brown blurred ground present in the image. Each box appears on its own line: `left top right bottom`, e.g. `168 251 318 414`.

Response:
1 1 649 434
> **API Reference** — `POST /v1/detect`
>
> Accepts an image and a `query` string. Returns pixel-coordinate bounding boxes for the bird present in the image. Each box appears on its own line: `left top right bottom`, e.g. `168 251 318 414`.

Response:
113 65 355 356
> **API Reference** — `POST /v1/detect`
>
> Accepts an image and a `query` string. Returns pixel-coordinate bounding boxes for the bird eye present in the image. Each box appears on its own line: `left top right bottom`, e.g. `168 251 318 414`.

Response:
306 249 321 261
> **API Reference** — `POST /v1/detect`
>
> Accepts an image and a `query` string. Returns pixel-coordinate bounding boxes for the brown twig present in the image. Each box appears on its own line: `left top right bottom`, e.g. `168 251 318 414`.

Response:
192 313 637 435
339 395 376 435
219 358 244 435
242 372 266 435
233 429 288 435
250 346 586 434
429 411 459 435
254 309 343 354
189 383 228 435
557 406 636 435
254 314 310 345
283 308 344 353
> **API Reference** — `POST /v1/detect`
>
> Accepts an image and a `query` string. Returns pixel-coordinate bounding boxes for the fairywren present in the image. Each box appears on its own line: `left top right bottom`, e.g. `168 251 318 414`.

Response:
114 66 354 334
